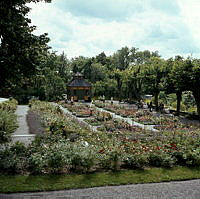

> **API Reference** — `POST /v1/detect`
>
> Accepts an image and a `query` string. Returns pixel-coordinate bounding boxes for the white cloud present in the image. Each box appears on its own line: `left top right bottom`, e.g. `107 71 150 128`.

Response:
177 0 200 57
28 0 200 59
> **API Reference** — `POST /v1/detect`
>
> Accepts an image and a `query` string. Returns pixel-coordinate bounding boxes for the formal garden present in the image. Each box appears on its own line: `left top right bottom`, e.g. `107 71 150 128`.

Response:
2 99 200 175
1 0 200 194
1 98 200 192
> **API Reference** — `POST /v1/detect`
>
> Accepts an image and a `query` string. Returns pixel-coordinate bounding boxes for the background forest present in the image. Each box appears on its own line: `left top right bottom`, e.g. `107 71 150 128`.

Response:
0 0 200 119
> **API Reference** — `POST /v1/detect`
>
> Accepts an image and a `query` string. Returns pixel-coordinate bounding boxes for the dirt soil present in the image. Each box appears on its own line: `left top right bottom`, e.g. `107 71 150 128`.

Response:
26 110 45 135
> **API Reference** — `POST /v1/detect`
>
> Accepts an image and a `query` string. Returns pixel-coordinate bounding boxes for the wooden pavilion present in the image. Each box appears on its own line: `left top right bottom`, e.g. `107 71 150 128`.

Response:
68 72 91 102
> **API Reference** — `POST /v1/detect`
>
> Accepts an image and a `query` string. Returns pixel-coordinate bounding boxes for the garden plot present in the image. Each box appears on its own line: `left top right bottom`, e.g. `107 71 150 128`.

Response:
2 100 200 175
60 102 92 117
58 101 154 132
93 101 200 133
94 101 138 117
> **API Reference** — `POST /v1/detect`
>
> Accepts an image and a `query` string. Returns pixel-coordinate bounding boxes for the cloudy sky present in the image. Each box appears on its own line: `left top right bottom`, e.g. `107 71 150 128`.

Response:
28 0 200 59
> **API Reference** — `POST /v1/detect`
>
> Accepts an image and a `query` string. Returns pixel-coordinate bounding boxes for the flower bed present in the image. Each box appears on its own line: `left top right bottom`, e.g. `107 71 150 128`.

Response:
93 101 137 117
131 110 158 125
1 100 200 175
59 102 92 117
84 110 113 126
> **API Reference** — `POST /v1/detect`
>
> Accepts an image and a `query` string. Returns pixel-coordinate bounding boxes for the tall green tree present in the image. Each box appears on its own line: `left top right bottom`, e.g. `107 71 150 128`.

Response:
0 0 51 95
123 65 143 101
112 46 131 70
141 57 166 110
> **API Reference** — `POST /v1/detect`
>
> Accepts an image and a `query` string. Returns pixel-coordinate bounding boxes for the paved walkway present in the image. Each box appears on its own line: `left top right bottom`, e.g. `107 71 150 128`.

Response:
12 105 35 145
1 179 200 199
0 98 9 103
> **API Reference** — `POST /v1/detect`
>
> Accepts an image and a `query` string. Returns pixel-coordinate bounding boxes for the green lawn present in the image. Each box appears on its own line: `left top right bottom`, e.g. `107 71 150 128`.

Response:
1 166 200 193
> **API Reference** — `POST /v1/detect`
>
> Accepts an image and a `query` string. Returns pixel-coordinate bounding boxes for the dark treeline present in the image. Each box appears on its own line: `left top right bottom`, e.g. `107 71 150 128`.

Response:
0 0 200 119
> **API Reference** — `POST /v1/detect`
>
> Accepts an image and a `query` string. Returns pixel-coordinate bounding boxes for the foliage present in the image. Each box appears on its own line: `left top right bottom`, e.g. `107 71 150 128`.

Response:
0 98 18 112
0 142 27 173
0 110 18 144
0 0 51 94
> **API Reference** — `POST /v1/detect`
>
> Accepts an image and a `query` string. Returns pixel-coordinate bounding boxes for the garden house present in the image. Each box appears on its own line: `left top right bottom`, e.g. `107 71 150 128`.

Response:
68 72 91 102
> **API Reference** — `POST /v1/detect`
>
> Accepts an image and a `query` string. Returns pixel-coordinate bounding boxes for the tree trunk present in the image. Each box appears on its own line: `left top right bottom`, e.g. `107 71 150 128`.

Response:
176 90 182 116
117 79 122 101
155 92 159 111
192 90 200 120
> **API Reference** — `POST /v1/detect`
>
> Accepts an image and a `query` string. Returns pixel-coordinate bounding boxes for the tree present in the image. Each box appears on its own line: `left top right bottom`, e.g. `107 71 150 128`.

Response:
123 65 143 101
141 57 166 110
168 56 185 115
112 46 131 70
134 50 160 65
189 59 200 119
90 63 107 83
43 68 66 101
0 0 51 95
95 52 108 66
112 69 123 100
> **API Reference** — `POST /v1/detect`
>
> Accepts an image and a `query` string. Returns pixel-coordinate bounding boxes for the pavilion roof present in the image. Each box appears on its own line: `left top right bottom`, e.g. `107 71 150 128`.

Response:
69 72 91 87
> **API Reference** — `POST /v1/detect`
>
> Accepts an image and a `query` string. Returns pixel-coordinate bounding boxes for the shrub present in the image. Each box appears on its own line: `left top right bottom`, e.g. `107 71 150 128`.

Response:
0 142 27 174
98 148 122 171
0 110 18 144
149 151 176 168
0 98 18 113
71 144 96 172
183 149 200 166
28 152 48 174
123 153 149 169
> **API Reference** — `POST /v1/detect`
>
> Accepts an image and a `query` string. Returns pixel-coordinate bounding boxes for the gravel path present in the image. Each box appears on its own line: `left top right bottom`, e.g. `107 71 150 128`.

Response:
1 179 200 199
11 105 35 145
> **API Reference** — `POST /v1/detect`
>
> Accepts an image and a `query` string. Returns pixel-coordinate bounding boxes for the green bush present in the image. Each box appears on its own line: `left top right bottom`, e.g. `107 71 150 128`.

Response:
71 144 96 172
0 110 18 144
123 153 149 169
184 149 200 166
0 142 27 174
149 151 177 168
0 98 18 113
28 152 48 174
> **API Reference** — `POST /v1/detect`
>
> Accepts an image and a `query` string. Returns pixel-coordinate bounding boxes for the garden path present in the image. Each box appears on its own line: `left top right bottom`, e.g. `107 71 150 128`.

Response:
95 106 158 132
12 105 35 145
1 179 200 199
0 98 8 103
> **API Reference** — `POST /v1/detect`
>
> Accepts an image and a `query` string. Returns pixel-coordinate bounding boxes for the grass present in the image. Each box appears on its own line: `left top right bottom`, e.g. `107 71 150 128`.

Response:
1 166 200 193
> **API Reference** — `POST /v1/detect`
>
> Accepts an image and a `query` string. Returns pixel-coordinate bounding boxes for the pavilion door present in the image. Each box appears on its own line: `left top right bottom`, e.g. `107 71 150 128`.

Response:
77 89 85 100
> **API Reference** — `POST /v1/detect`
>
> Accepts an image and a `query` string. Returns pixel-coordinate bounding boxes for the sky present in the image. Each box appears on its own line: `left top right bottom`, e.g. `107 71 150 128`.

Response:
28 0 200 59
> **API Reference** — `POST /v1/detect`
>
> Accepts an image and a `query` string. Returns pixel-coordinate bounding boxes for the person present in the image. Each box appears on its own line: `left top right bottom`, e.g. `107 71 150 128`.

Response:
111 97 113 105
102 95 105 103
71 96 74 105
149 101 153 112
